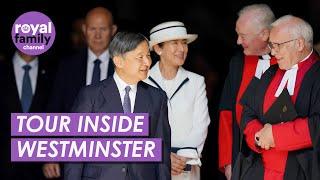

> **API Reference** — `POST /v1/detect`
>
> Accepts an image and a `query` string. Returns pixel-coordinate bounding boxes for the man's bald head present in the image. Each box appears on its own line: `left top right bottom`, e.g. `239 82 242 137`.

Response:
82 7 117 56
85 7 114 26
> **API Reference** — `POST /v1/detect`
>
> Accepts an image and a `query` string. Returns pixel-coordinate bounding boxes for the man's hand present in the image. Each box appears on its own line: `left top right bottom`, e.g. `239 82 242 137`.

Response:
255 123 275 150
171 153 187 175
224 164 232 180
42 163 60 179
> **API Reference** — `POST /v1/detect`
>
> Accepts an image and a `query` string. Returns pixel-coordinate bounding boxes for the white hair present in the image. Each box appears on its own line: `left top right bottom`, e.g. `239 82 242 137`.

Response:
271 15 313 48
238 4 275 30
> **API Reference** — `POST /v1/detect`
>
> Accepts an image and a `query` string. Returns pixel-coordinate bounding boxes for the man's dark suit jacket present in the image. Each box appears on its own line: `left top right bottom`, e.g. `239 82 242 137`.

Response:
64 77 171 180
46 48 114 180
0 56 53 180
47 48 114 113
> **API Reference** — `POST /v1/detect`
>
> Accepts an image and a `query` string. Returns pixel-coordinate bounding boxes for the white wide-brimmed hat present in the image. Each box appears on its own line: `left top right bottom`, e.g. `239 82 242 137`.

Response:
149 21 198 50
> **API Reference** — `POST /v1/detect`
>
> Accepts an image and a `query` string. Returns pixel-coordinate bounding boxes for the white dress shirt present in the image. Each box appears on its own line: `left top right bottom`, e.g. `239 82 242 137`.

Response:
13 51 38 98
86 48 110 85
113 72 137 113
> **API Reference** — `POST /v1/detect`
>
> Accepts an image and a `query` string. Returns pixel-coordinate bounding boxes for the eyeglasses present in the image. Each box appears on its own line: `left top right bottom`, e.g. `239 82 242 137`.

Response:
268 39 297 51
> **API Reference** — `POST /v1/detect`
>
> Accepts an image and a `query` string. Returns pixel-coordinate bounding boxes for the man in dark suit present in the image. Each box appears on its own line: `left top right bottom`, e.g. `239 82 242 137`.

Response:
44 7 117 178
64 32 171 180
0 50 53 180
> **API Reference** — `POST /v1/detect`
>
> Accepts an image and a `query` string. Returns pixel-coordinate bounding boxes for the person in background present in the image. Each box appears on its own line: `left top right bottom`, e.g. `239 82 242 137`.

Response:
218 4 276 179
0 50 54 180
43 6 117 179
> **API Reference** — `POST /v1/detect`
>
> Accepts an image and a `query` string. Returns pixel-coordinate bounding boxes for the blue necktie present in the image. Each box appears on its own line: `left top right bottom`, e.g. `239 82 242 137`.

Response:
123 86 131 113
91 59 101 85
21 65 33 112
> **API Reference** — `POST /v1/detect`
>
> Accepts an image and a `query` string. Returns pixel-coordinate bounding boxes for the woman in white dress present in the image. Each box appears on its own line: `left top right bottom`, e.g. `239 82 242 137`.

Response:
145 21 211 180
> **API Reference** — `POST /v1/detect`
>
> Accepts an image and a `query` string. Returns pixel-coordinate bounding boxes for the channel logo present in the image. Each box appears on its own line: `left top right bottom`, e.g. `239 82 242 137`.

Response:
11 11 56 55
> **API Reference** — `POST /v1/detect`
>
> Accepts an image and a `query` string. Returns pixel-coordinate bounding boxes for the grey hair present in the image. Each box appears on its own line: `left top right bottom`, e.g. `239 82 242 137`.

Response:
109 32 149 58
238 4 275 30
271 15 313 48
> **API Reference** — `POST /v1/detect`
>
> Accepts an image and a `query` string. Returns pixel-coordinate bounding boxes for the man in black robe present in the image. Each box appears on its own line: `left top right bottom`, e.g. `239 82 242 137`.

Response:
218 4 276 179
240 15 320 180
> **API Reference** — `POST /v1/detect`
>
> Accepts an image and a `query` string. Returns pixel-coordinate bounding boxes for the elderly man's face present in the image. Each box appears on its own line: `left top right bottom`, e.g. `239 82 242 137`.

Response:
269 27 299 70
116 41 152 84
236 16 268 55
83 11 117 56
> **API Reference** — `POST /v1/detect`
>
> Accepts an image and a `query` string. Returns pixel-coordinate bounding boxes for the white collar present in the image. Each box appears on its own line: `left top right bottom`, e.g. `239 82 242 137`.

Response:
300 49 313 63
113 72 137 94
13 51 38 68
261 54 271 60
255 54 271 79
274 50 313 97
149 61 188 85
275 64 298 97
87 48 109 63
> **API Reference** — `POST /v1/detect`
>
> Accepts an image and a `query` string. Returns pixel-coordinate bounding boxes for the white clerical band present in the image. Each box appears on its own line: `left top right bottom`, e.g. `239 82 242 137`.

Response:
274 50 313 97
275 64 298 97
255 54 271 79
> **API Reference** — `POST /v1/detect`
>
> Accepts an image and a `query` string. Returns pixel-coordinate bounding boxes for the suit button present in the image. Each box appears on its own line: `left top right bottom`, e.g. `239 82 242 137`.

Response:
122 167 126 172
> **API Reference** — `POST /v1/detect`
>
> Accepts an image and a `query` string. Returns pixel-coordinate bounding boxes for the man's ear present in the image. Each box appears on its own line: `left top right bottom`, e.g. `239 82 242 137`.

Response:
153 45 162 56
260 28 270 42
112 25 118 36
82 23 87 35
296 37 305 51
113 55 124 68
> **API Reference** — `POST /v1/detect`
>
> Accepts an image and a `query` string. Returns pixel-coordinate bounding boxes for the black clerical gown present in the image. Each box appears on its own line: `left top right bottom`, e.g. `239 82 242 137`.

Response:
240 52 320 180
218 52 276 170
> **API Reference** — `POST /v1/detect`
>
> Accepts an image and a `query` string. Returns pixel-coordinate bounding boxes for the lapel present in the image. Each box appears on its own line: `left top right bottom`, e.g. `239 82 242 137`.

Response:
7 61 22 112
148 62 164 90
256 65 278 120
76 49 88 88
107 58 114 78
100 78 124 113
148 61 189 99
133 82 150 113
100 78 150 113
233 53 244 103
295 60 320 116
29 59 48 111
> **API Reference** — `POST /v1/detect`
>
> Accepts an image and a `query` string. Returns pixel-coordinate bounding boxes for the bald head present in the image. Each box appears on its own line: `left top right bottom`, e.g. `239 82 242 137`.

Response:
82 7 117 56
85 7 114 26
